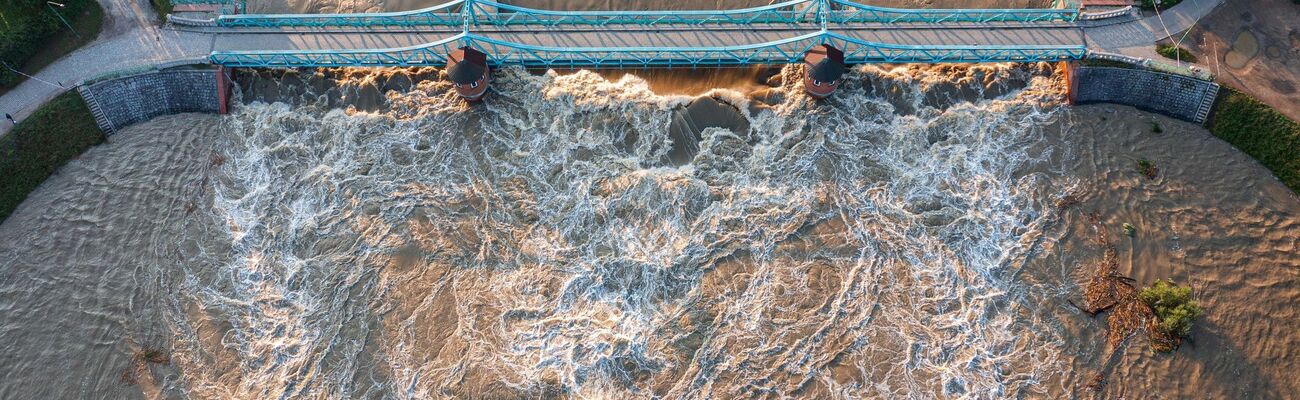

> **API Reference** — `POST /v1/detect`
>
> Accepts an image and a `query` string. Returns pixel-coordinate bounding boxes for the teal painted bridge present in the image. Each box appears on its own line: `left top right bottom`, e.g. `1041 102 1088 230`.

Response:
205 0 1088 68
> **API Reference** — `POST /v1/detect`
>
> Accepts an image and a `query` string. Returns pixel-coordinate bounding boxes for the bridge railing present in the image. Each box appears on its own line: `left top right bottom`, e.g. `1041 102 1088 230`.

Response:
467 0 821 26
209 34 467 66
216 0 1077 28
826 0 1078 23
208 31 1086 68
216 0 464 27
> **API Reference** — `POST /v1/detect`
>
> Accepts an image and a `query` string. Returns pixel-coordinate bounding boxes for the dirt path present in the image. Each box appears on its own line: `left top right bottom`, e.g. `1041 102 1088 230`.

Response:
1178 0 1300 120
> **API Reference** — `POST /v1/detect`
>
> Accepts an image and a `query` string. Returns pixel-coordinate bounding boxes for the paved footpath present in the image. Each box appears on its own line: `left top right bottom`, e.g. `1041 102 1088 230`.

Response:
1085 0 1224 53
0 0 1224 138
0 0 209 137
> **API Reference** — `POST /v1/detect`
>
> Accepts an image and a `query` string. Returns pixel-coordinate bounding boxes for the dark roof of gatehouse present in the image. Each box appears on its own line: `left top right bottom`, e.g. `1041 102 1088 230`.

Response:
448 47 488 84
806 45 846 82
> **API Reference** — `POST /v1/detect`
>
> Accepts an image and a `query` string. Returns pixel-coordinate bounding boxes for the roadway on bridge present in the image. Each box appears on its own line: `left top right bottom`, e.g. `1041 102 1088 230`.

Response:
210 23 1084 55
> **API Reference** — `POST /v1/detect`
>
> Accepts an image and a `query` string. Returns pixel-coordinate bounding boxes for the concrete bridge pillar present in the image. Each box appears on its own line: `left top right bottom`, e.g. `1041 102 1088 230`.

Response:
803 44 845 99
447 47 490 102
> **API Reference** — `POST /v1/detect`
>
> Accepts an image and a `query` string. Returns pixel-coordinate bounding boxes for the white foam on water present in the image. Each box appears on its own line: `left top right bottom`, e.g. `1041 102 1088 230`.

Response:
174 63 1079 398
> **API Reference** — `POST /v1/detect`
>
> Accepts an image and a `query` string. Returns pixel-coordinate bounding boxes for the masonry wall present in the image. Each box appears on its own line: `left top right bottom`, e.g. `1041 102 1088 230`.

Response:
1072 66 1220 125
77 69 221 135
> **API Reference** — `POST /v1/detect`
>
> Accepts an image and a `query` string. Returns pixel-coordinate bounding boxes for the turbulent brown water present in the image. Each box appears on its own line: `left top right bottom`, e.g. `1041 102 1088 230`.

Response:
0 64 1298 399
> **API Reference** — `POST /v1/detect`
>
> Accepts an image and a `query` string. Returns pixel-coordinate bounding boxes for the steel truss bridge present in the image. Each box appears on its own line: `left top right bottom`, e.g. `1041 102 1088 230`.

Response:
205 0 1087 68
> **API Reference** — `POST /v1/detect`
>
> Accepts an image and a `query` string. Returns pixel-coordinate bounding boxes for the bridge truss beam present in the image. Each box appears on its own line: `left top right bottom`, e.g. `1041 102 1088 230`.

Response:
215 0 1077 28
208 32 1086 68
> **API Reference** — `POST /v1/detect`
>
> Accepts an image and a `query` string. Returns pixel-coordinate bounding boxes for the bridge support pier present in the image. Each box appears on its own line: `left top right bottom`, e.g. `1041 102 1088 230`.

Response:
1062 61 1078 105
216 66 232 114
803 44 846 99
447 47 490 102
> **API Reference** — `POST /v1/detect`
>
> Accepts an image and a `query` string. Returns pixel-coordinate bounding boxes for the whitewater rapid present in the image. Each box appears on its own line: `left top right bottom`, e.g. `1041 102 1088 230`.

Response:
141 63 1080 398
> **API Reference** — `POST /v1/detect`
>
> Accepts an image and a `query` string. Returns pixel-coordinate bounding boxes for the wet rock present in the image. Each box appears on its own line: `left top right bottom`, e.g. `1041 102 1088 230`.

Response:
756 67 784 87
904 197 944 214
765 73 785 87
748 88 785 107
665 97 750 166
920 207 961 227
859 78 917 115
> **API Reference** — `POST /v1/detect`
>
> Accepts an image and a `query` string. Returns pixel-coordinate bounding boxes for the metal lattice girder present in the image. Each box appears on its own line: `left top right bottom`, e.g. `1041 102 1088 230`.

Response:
208 31 1085 68
826 0 1077 23
216 0 1076 28
216 0 465 27
209 34 465 66
468 0 822 26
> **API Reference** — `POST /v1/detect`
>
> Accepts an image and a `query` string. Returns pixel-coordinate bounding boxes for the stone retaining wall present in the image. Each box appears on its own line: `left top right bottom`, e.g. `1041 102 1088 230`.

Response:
77 69 221 135
1072 66 1220 124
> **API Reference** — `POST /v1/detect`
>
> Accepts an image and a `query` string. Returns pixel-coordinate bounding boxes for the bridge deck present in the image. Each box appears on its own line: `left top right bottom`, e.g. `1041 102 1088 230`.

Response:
205 0 1088 67
213 25 1083 53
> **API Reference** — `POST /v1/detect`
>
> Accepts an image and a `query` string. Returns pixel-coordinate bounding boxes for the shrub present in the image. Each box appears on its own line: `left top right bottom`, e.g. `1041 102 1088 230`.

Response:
149 0 173 20
1136 159 1159 179
0 91 104 222
1208 88 1300 193
1155 44 1197 63
1150 121 1163 133
1139 279 1204 339
1122 223 1136 237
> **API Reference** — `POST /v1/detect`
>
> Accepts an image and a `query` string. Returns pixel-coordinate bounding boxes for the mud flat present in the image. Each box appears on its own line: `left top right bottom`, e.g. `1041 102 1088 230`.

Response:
1182 0 1300 120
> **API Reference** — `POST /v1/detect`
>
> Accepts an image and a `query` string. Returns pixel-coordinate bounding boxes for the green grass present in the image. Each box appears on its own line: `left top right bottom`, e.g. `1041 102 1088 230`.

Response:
1208 88 1300 193
1155 43 1197 63
0 91 104 223
0 0 104 93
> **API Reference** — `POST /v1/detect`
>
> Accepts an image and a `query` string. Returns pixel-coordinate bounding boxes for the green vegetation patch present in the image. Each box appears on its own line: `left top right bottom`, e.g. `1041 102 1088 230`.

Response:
1136 159 1159 179
0 91 105 222
1139 280 1203 340
1155 43 1197 63
1208 87 1300 192
150 0 173 21
0 0 104 92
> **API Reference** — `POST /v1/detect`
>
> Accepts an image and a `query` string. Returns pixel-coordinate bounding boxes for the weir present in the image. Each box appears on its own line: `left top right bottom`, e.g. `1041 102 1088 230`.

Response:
204 0 1086 98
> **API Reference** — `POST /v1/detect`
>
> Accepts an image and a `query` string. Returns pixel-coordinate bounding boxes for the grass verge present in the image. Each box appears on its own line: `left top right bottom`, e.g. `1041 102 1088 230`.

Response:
0 91 105 223
1155 44 1197 63
0 0 105 95
1208 87 1300 192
